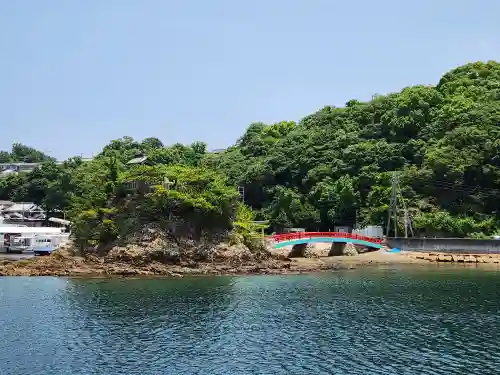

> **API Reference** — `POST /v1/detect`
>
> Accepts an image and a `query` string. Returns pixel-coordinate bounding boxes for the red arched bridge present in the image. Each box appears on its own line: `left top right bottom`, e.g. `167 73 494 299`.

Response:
270 232 384 249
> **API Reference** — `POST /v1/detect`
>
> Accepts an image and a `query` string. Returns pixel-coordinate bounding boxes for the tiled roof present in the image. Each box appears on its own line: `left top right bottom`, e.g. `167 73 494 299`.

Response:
127 156 148 164
2 202 43 212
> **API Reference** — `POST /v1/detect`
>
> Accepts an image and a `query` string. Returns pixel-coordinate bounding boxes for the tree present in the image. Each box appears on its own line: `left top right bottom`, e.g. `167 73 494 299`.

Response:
4 60 500 242
10 143 53 163
0 151 11 163
141 137 164 151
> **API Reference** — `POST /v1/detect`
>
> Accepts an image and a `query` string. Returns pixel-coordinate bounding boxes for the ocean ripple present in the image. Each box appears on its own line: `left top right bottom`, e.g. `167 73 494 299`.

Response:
0 267 499 374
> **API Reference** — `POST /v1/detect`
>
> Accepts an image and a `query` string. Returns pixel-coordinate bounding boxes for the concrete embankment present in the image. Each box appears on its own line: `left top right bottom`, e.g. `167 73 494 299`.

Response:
387 237 500 254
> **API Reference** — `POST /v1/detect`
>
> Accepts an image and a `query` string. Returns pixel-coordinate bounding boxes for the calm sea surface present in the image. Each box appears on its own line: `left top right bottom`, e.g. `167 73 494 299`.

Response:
1 266 500 375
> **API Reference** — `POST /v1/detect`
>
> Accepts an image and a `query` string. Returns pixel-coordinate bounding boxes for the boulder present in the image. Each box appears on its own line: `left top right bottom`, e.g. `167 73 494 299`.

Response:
463 255 476 263
437 254 453 262
343 243 358 256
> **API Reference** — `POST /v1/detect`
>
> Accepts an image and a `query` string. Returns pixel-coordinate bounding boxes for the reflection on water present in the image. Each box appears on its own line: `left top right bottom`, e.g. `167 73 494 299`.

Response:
1 266 500 374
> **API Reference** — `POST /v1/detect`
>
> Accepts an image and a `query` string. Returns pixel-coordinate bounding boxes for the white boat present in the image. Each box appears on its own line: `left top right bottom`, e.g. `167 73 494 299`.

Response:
8 233 70 255
0 226 67 254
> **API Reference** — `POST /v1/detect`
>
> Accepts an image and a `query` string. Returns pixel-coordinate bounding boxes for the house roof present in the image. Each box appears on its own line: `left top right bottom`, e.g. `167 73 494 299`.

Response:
3 212 24 219
48 217 71 225
127 156 148 165
0 202 14 211
0 226 63 234
2 203 43 212
0 162 42 169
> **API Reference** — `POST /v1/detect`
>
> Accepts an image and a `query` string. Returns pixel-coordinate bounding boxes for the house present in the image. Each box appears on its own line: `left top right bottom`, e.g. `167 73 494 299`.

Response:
0 202 47 227
0 159 88 176
122 177 175 195
122 180 155 194
1 202 45 219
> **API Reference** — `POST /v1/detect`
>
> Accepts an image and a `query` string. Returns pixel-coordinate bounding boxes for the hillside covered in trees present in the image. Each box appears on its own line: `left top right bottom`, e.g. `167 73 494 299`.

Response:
1 60 500 248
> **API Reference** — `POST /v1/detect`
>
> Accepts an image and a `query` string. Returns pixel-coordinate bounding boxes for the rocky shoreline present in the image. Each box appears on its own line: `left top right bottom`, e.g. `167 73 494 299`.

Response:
2 245 499 277
406 252 500 264
0 239 500 277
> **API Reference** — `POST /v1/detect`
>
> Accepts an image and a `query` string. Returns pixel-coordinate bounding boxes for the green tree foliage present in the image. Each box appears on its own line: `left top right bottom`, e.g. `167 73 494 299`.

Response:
0 151 11 163
0 143 53 164
207 60 500 237
2 61 500 241
71 163 240 250
10 143 53 163
231 204 269 253
148 142 207 166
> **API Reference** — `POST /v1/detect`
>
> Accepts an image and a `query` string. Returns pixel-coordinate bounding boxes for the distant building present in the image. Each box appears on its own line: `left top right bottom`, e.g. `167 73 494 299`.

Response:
353 225 384 238
0 202 48 227
0 158 92 176
210 148 226 153
122 177 175 195
122 180 155 194
334 226 352 233
283 228 306 233
0 162 41 175
1 202 45 220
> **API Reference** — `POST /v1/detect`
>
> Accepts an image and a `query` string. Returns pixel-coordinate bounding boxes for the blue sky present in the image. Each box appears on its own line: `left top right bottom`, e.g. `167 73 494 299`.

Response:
1 0 499 159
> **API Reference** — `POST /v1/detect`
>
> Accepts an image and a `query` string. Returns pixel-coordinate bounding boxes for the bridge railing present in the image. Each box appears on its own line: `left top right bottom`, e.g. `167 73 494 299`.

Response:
270 231 383 244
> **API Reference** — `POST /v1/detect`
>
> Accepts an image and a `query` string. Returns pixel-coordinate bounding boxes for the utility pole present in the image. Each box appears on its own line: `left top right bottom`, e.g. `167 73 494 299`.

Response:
386 172 398 237
404 210 408 238
387 171 414 238
400 191 414 238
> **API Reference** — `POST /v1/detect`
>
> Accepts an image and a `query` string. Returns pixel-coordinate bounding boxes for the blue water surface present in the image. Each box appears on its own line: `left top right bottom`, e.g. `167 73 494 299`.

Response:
1 266 499 375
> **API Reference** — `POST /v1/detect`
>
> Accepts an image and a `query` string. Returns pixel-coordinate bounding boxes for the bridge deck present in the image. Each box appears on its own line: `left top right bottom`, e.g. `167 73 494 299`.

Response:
271 232 383 249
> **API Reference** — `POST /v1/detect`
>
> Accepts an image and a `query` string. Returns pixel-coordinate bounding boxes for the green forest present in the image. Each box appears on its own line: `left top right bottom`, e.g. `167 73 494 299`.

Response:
2 61 500 248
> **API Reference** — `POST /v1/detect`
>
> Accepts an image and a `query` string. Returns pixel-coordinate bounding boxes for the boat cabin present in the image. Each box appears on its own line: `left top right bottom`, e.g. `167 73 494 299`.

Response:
0 226 65 253
8 233 69 255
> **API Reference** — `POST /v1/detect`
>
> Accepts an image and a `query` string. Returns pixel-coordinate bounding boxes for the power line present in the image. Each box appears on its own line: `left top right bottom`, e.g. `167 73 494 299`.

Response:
397 178 500 194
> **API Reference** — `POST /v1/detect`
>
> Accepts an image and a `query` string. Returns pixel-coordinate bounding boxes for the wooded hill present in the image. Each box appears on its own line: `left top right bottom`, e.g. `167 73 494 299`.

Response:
1 60 500 246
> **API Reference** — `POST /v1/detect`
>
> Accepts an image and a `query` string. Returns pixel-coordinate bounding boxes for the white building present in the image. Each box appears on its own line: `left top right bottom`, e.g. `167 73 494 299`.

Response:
0 162 41 175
